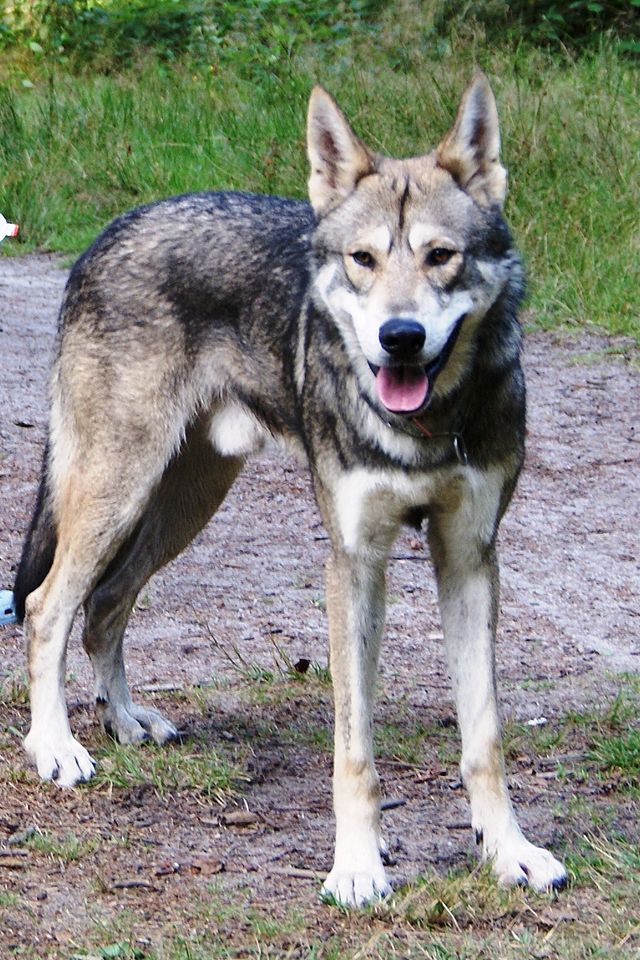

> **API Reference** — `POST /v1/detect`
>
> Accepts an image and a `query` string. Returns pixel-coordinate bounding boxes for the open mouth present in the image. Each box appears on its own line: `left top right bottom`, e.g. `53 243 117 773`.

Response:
370 315 466 415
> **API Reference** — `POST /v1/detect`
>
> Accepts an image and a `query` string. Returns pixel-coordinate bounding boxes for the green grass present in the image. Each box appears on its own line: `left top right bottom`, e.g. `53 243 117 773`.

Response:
502 683 640 797
206 626 331 688
91 736 246 802
0 671 30 706
1 674 638 958
589 728 640 789
26 829 100 862
0 6 637 341
67 834 640 959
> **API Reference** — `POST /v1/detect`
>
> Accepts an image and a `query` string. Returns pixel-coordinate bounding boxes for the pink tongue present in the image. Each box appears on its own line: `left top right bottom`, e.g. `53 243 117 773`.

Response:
376 366 429 413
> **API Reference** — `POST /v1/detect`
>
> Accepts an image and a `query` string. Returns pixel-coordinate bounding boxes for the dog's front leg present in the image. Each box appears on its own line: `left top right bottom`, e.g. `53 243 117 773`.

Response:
321 547 392 907
429 506 567 891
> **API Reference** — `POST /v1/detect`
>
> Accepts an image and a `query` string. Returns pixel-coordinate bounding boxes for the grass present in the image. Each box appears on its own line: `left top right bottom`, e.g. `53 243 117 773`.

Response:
501 683 640 798
0 672 638 958
91 737 246 802
64 832 640 959
591 727 640 772
0 671 30 706
27 829 100 862
0 7 637 341
206 628 331 689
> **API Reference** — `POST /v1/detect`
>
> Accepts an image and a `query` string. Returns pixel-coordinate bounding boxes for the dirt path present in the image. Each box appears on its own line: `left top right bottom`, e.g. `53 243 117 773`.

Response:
0 255 638 956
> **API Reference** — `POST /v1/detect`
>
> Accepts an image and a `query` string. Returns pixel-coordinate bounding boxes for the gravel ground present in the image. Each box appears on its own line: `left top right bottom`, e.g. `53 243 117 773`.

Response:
0 254 637 956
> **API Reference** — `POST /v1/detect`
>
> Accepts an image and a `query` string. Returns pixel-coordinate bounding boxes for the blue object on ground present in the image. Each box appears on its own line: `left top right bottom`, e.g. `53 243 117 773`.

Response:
0 590 16 625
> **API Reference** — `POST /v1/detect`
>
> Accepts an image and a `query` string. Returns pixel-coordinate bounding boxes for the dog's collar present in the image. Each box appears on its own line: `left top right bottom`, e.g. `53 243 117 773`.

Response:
410 416 469 466
378 410 469 466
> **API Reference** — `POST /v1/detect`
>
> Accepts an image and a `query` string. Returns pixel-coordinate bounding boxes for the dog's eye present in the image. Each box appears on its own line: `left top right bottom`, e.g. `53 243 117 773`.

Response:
426 248 455 267
351 250 375 268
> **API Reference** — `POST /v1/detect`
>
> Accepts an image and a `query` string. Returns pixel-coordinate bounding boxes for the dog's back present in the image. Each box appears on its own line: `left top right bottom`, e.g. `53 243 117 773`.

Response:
14 191 315 620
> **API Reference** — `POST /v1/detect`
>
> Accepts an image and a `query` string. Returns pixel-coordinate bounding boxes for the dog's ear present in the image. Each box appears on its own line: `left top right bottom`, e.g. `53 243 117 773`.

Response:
307 87 374 216
436 72 507 208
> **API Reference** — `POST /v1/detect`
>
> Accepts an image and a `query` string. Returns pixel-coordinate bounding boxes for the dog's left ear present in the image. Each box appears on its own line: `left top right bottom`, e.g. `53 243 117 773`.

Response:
307 86 374 216
436 72 507 208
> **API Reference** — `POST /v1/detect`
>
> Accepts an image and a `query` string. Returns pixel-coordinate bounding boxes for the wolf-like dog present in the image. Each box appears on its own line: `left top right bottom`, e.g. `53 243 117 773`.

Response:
13 73 567 906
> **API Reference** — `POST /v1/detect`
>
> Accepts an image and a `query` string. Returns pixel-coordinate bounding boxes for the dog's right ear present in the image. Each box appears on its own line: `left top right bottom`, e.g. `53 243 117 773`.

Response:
307 87 374 217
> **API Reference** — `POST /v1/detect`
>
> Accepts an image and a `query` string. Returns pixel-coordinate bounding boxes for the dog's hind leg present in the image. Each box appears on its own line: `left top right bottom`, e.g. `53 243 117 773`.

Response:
428 475 567 892
82 421 243 746
23 451 171 787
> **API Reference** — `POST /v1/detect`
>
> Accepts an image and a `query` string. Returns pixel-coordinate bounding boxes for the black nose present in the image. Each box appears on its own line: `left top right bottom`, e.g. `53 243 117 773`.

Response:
379 319 426 358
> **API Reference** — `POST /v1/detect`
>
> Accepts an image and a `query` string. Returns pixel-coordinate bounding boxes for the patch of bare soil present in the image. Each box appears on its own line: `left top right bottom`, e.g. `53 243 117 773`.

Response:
0 255 638 957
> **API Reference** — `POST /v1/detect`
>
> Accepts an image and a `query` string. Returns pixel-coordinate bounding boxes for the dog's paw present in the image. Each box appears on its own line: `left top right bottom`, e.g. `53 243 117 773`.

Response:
130 705 178 744
490 838 567 892
321 866 392 907
98 701 178 746
24 729 96 787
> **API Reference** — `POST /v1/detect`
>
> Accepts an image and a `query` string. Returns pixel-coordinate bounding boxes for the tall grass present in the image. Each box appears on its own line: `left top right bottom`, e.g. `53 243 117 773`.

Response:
0 7 637 339
0 63 313 251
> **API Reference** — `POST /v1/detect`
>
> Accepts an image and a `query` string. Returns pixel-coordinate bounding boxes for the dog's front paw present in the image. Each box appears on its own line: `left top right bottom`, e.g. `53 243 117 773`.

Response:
489 836 567 892
322 865 392 907
24 729 96 787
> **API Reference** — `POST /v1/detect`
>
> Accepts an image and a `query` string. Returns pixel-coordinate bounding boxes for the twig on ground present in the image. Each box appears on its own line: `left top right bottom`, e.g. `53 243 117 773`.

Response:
111 879 159 891
269 865 323 881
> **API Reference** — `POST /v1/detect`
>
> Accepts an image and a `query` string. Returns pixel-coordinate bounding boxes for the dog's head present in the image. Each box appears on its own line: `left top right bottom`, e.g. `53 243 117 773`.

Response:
307 73 520 416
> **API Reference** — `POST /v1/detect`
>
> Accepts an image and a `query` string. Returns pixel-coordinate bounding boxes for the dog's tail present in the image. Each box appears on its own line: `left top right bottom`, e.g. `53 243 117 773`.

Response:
13 445 57 624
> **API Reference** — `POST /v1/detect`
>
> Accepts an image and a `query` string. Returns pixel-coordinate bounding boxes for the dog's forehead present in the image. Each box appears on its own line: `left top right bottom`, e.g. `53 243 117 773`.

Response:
321 153 485 250
361 155 481 244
